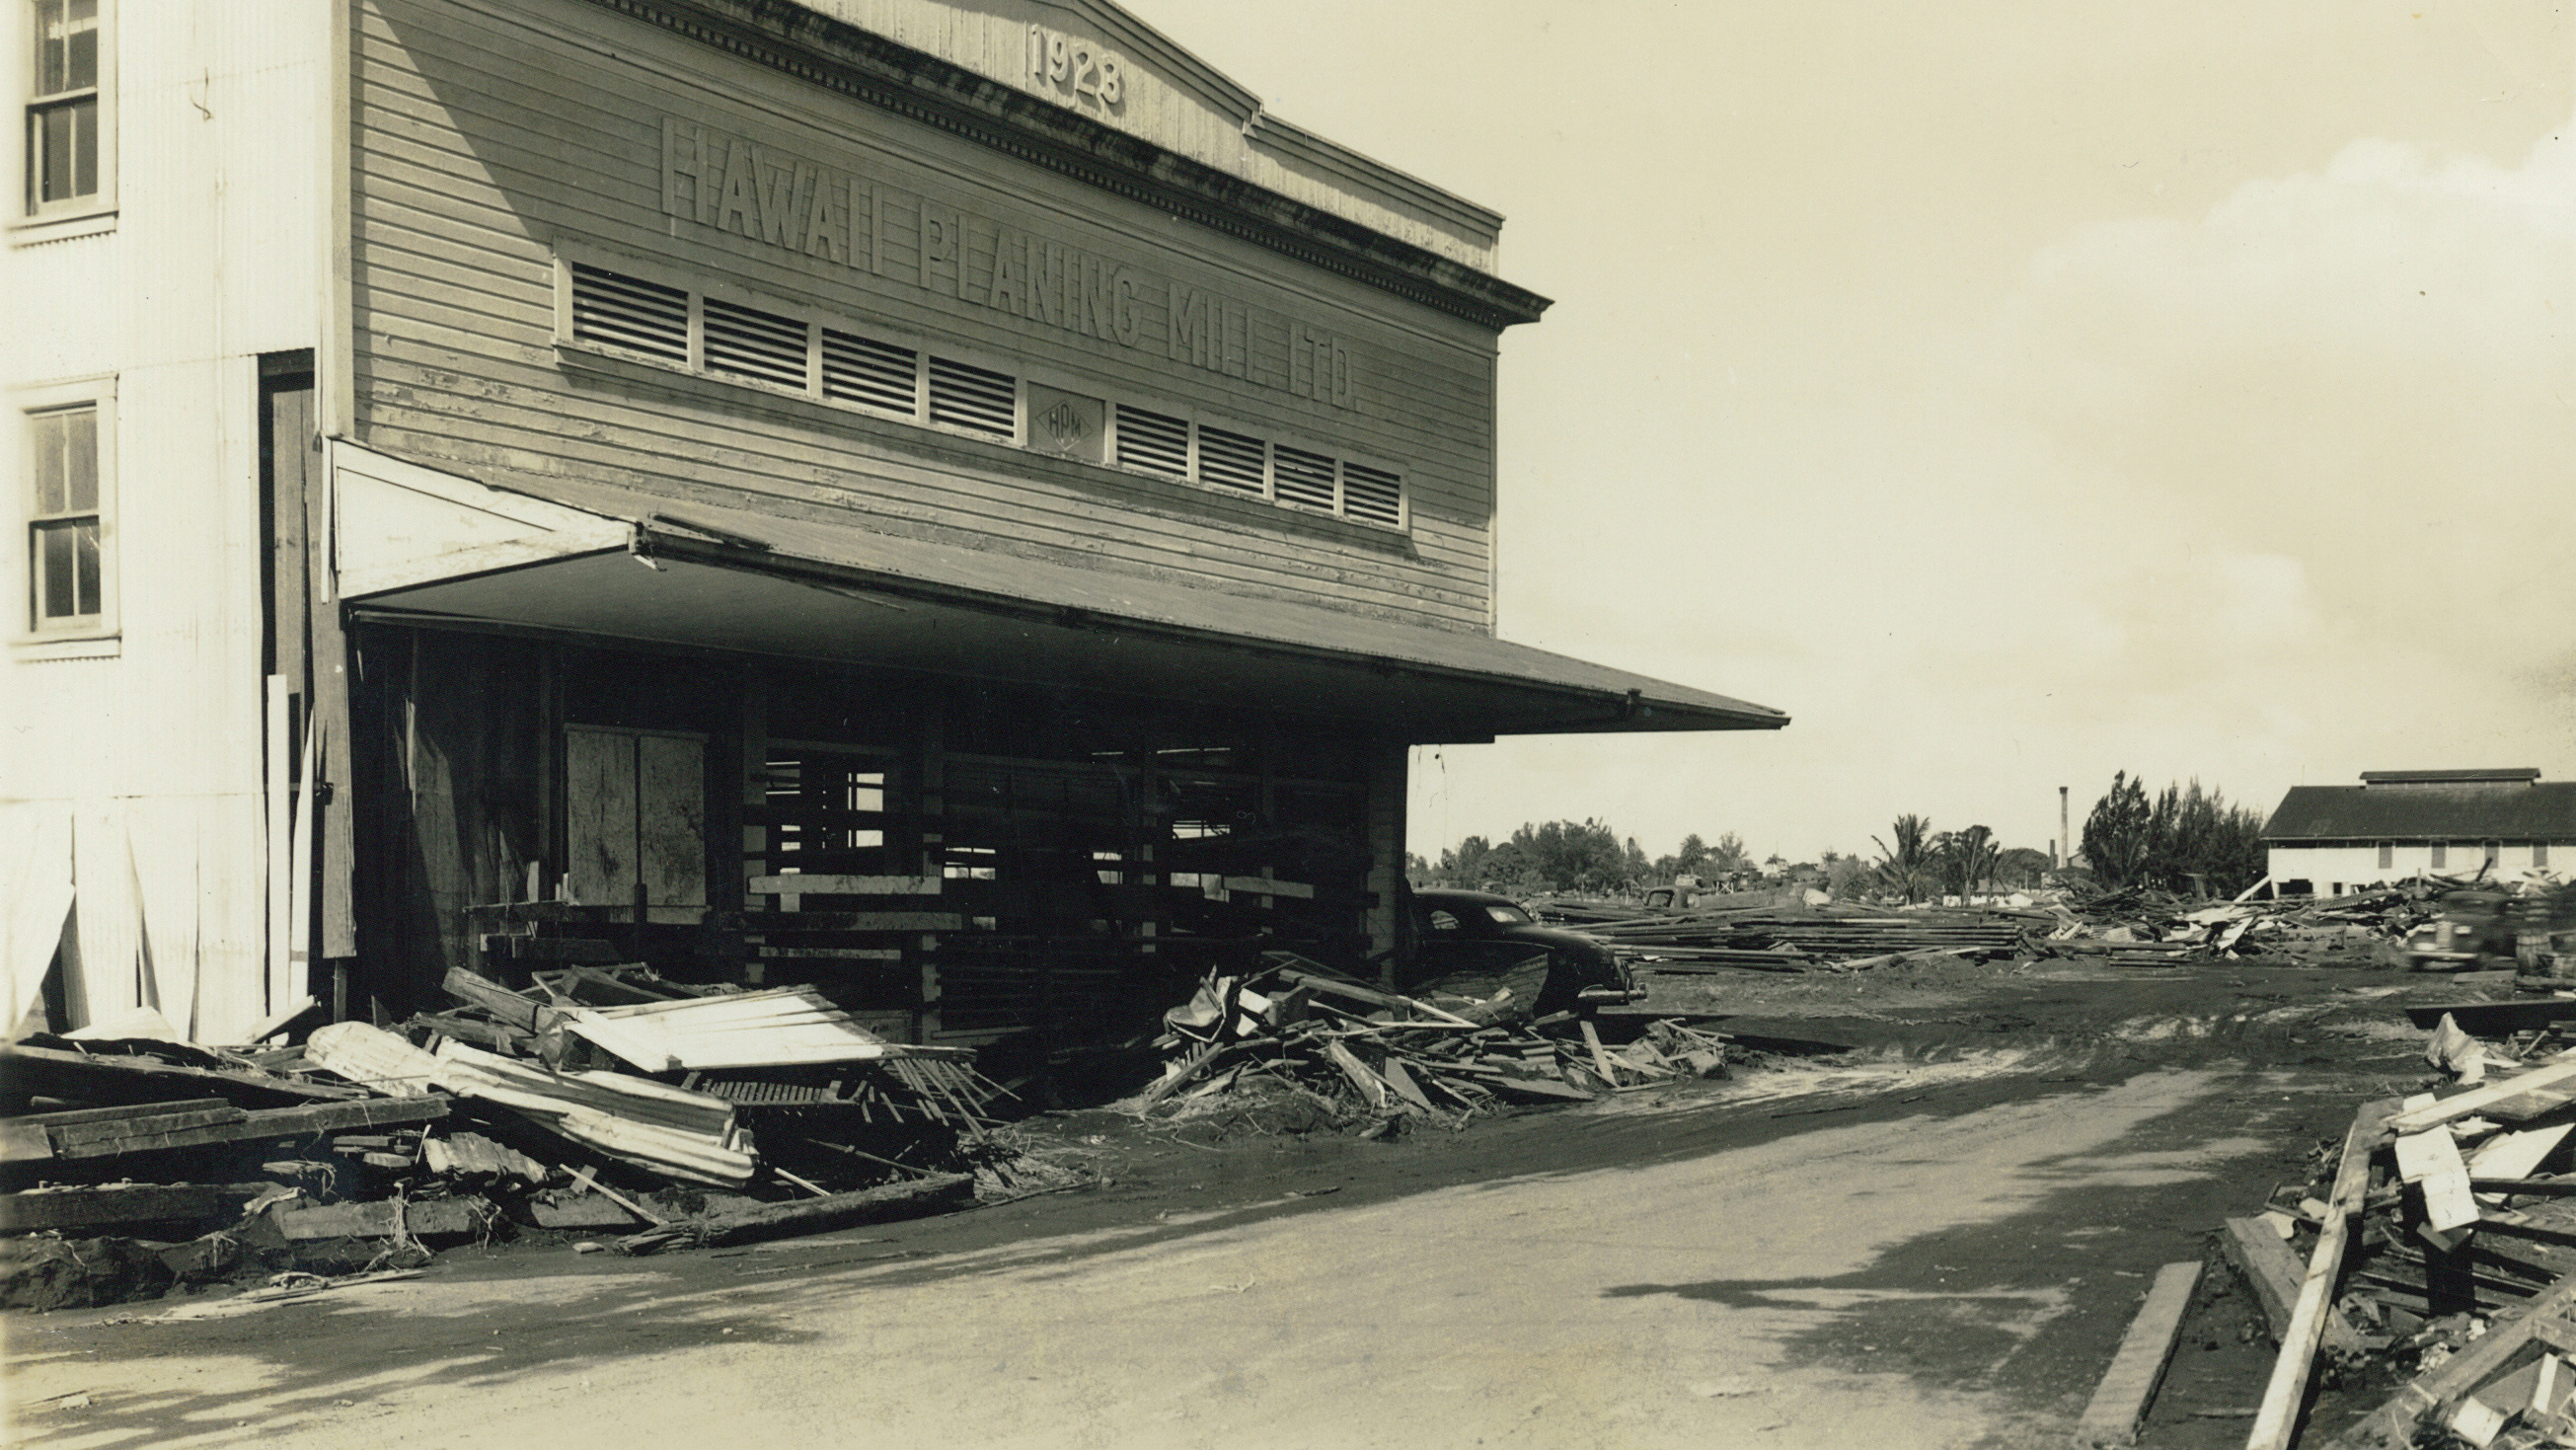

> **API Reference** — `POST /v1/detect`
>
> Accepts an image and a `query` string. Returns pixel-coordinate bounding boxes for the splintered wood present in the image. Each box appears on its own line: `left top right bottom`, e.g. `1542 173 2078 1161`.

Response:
1133 952 1732 1128
2196 1011 2576 1450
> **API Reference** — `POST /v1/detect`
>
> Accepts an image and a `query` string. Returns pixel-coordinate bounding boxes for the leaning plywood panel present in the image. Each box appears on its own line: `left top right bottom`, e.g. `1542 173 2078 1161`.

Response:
565 727 637 911
636 732 707 910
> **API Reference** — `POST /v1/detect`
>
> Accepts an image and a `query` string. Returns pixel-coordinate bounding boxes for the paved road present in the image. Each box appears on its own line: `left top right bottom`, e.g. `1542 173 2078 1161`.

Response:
5 1061 2328 1450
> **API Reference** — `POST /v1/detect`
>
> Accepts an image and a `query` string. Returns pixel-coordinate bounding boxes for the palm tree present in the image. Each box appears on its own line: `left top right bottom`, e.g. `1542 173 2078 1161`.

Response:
1873 814 1936 904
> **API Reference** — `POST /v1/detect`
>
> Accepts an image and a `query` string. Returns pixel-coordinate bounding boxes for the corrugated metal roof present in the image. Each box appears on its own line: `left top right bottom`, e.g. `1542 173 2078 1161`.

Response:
2262 783 2576 841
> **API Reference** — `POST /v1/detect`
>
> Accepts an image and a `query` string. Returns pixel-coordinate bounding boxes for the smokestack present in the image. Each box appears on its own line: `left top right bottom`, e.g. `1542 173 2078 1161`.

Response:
2059 786 2070 869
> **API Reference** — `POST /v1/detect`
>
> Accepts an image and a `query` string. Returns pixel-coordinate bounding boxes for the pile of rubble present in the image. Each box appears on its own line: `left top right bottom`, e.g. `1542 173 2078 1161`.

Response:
1128 952 1731 1131
2126 1003 2576 1449
1560 903 2044 973
0 966 1019 1311
1529 875 2569 978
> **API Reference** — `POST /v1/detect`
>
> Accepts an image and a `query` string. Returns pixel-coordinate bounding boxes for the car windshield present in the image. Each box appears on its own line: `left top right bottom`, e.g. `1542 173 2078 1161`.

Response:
1484 905 1532 925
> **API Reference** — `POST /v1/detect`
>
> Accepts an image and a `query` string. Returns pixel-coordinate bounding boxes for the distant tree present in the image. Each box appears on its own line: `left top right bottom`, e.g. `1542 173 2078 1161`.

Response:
1992 847 2053 889
1935 824 2002 901
2082 772 2154 888
2143 780 2268 897
1502 818 1632 894
1873 813 1937 903
1825 854 1876 900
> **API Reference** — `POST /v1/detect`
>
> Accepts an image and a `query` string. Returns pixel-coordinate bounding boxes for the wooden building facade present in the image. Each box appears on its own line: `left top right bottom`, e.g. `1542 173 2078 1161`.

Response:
7 0 1785 1048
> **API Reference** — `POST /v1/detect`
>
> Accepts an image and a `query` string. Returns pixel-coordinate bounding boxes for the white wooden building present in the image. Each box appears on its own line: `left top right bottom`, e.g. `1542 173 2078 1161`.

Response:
2262 769 2576 898
6 0 1786 1047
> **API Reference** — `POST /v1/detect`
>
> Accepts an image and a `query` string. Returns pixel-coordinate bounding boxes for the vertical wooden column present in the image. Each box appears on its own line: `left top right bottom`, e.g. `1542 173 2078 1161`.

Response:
1364 736 1406 985
736 667 769 984
912 690 946 1042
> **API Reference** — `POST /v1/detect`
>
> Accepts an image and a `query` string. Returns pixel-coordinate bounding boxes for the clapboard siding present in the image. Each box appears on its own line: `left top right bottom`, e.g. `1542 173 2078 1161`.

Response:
352 0 1499 629
352 376 1491 620
351 292 1491 572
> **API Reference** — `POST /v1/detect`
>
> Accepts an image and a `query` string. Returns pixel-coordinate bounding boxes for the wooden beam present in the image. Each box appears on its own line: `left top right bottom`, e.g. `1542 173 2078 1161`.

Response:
2249 1098 2399 1450
2387 1056 2576 1137
0 1183 273 1234
0 1043 365 1107
2077 1260 2202 1447
742 875 941 897
273 1195 491 1240
2220 1218 2367 1356
48 1095 449 1160
615 1173 973 1255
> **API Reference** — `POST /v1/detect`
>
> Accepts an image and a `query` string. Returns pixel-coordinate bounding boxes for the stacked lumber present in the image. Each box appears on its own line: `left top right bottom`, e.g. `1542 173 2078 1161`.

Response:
1131 953 1731 1128
1561 904 2038 973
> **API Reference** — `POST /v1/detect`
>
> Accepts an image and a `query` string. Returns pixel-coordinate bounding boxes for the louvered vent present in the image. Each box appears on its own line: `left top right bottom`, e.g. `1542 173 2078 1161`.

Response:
1197 425 1265 495
1114 405 1189 476
822 329 918 415
1341 463 1402 526
703 298 808 389
569 264 688 363
1272 444 1337 511
927 355 1016 437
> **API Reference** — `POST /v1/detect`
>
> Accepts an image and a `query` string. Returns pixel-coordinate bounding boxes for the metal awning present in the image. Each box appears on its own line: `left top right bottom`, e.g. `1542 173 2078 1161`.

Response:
330 443 1787 743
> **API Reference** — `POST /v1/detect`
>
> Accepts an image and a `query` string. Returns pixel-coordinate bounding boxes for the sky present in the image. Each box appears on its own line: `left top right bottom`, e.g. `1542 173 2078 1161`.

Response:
1128 0 2576 869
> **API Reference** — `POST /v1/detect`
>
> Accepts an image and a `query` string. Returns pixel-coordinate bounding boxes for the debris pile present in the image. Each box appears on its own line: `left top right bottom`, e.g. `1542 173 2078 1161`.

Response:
1551 902 2047 973
1 967 1014 1309
1129 953 1731 1131
2181 1008 2576 1449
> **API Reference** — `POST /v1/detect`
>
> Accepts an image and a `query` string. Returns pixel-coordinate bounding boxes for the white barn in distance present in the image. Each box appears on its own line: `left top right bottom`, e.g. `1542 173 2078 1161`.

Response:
2260 769 2576 898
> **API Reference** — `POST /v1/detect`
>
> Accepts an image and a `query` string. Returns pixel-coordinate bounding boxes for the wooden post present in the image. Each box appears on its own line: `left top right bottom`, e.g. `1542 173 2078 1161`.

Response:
265 676 294 1016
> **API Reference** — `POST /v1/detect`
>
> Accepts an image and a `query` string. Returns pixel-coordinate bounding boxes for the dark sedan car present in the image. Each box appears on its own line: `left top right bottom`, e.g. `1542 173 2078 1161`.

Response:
1397 887 1635 1016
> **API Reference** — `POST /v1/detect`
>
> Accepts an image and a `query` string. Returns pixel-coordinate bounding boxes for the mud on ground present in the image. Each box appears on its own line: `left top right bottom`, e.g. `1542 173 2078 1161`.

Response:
1 953 2513 1449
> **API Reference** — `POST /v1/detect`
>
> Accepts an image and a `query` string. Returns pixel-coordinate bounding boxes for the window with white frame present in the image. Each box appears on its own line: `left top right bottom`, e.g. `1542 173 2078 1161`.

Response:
23 386 111 634
25 0 106 215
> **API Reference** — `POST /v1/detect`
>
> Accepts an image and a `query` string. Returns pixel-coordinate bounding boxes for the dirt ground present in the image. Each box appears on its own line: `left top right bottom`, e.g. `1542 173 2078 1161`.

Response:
0 953 2504 1448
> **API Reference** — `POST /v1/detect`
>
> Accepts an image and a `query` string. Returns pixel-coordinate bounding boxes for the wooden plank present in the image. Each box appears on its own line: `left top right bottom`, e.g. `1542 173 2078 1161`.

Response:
0 1043 367 1107
48 1103 251 1150
2387 1055 2576 1136
1377 1056 1436 1113
265 675 294 1016
1579 1021 1622 1085
614 1173 974 1255
2322 1277 2576 1448
2077 1260 2202 1447
0 1183 274 1235
274 1195 491 1240
1322 1040 1388 1108
742 875 942 897
50 1095 450 1159
440 967 555 1032
5 1097 228 1129
526 1192 644 1230
2250 1098 2399 1450
2221 1218 2368 1355
2470 1124 2575 1182
2396 1128 2482 1233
